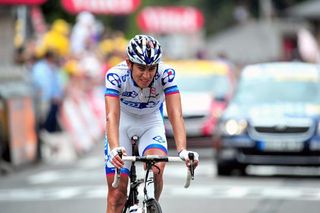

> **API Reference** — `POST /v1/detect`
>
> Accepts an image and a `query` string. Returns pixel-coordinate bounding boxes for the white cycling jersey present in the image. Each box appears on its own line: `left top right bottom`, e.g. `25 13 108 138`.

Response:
105 61 179 115
104 60 179 175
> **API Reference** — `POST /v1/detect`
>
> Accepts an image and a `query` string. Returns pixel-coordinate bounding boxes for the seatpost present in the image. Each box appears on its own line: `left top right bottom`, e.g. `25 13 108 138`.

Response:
130 136 139 179
131 135 139 146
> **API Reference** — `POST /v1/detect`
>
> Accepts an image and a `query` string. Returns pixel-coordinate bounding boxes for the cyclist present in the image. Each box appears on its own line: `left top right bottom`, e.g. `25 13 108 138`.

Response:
104 34 199 213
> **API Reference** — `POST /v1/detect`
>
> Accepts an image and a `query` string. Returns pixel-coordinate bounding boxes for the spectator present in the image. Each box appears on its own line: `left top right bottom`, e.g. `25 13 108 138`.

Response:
36 19 70 58
31 51 64 159
70 11 96 56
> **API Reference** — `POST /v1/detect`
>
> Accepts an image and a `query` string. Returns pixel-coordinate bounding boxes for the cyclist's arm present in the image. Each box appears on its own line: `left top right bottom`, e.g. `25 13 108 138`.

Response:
165 93 187 153
105 95 120 150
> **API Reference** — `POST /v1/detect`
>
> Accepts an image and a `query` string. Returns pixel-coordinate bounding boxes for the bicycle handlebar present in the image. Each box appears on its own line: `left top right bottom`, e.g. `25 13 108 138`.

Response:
112 155 195 189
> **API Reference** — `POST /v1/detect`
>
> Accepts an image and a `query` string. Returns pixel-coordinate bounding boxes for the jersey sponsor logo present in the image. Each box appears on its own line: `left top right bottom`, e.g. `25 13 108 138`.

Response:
107 73 121 88
162 68 175 86
147 87 159 99
154 71 160 80
121 99 160 109
121 71 130 82
122 91 138 98
150 87 157 95
153 135 166 143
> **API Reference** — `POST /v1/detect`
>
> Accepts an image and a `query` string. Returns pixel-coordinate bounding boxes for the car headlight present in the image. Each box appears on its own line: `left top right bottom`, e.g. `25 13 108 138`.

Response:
317 121 320 134
223 119 248 135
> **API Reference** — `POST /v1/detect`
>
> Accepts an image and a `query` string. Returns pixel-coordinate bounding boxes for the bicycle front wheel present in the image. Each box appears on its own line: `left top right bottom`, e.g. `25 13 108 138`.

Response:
145 198 162 213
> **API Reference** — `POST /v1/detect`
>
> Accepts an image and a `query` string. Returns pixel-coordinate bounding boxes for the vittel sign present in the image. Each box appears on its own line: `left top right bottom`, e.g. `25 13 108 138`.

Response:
137 6 204 34
61 0 141 14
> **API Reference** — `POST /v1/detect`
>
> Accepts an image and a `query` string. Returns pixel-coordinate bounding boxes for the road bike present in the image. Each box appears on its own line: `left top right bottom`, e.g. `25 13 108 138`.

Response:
112 136 195 213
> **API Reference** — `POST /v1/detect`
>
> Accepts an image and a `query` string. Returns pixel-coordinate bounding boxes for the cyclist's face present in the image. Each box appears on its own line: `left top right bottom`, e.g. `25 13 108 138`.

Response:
129 61 157 88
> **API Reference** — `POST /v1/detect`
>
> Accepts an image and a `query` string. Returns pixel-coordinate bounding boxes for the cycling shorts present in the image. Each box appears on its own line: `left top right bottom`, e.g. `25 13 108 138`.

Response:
104 109 168 176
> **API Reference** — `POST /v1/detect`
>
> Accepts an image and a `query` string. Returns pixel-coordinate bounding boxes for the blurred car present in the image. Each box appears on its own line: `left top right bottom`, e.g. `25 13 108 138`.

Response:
163 60 235 137
213 62 320 176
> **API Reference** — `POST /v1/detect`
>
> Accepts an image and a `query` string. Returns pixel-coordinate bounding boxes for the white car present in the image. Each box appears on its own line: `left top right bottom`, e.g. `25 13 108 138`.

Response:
163 60 235 137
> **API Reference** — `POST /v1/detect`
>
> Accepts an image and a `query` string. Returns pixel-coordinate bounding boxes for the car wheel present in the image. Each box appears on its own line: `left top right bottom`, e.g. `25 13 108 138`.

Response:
216 163 233 176
217 163 247 176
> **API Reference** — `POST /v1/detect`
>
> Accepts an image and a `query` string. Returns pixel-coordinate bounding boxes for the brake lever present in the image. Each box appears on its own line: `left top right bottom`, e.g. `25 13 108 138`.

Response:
112 150 123 188
188 152 195 180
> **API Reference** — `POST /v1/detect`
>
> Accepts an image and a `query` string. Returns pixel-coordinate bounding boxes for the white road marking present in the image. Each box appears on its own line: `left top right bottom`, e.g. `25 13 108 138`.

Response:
76 157 104 169
28 171 62 184
164 184 320 201
1 184 320 202
2 158 320 202
28 170 105 184
28 160 213 184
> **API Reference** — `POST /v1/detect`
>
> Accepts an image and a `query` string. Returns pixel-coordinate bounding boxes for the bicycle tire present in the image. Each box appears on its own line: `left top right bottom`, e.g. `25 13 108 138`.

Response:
146 198 162 213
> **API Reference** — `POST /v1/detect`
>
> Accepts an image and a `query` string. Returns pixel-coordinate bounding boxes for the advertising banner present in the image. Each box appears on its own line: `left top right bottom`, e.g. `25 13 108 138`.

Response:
0 0 46 5
61 0 141 15
137 6 204 34
8 97 37 166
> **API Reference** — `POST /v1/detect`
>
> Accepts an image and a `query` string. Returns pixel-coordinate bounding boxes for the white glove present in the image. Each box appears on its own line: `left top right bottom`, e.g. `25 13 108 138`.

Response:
179 149 199 161
109 147 126 164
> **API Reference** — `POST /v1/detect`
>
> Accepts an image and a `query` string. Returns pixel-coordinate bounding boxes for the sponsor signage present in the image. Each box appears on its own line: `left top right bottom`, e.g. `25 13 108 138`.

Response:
0 0 46 4
137 6 204 34
61 0 141 14
8 97 37 166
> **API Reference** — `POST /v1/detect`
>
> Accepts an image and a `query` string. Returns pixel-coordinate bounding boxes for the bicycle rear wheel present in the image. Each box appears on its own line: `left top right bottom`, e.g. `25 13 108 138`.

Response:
146 198 162 213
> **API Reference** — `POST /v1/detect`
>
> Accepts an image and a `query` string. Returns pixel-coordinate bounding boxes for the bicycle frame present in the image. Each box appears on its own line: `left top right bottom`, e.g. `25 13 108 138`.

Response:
112 136 195 213
122 136 143 212
124 157 159 213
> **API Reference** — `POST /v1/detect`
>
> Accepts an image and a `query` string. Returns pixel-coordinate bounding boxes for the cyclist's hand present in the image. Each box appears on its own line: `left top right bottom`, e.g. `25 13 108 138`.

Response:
110 147 127 169
179 149 199 168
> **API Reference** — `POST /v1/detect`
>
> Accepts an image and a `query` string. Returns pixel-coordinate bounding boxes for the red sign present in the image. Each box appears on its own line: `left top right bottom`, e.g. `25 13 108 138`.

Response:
61 0 141 15
0 0 46 4
137 6 204 34
31 6 47 34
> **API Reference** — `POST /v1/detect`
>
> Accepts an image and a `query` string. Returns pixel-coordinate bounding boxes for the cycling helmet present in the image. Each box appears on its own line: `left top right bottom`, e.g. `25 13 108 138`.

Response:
127 35 162 65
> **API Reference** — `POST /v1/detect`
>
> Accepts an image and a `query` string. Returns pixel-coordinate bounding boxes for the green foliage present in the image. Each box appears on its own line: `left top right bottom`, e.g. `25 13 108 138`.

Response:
41 0 75 24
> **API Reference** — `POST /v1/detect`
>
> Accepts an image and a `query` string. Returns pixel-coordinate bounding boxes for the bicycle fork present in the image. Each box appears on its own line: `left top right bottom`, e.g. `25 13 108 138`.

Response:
143 165 163 213
144 169 155 200
143 162 160 206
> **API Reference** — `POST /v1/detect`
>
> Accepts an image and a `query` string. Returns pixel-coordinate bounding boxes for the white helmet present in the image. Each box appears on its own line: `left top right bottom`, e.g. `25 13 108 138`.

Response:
127 35 162 65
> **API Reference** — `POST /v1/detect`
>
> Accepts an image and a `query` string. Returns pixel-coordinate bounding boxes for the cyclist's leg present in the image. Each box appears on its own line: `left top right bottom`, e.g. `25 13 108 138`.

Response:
105 115 133 212
139 121 168 201
106 174 128 213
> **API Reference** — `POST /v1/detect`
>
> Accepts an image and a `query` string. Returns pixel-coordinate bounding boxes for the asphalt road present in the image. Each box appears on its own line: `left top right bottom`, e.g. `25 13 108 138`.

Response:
1 139 320 213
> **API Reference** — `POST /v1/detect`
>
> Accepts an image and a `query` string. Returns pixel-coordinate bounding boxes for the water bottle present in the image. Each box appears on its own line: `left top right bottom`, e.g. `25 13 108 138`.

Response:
129 204 143 213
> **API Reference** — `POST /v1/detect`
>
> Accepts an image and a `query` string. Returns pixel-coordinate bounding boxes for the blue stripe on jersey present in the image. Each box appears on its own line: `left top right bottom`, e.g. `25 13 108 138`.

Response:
142 144 168 156
104 137 130 175
164 85 179 95
106 167 130 176
105 88 120 96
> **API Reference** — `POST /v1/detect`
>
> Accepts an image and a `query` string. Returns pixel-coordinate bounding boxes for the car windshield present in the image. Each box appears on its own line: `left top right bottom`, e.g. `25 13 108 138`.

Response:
177 75 230 97
233 79 320 104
